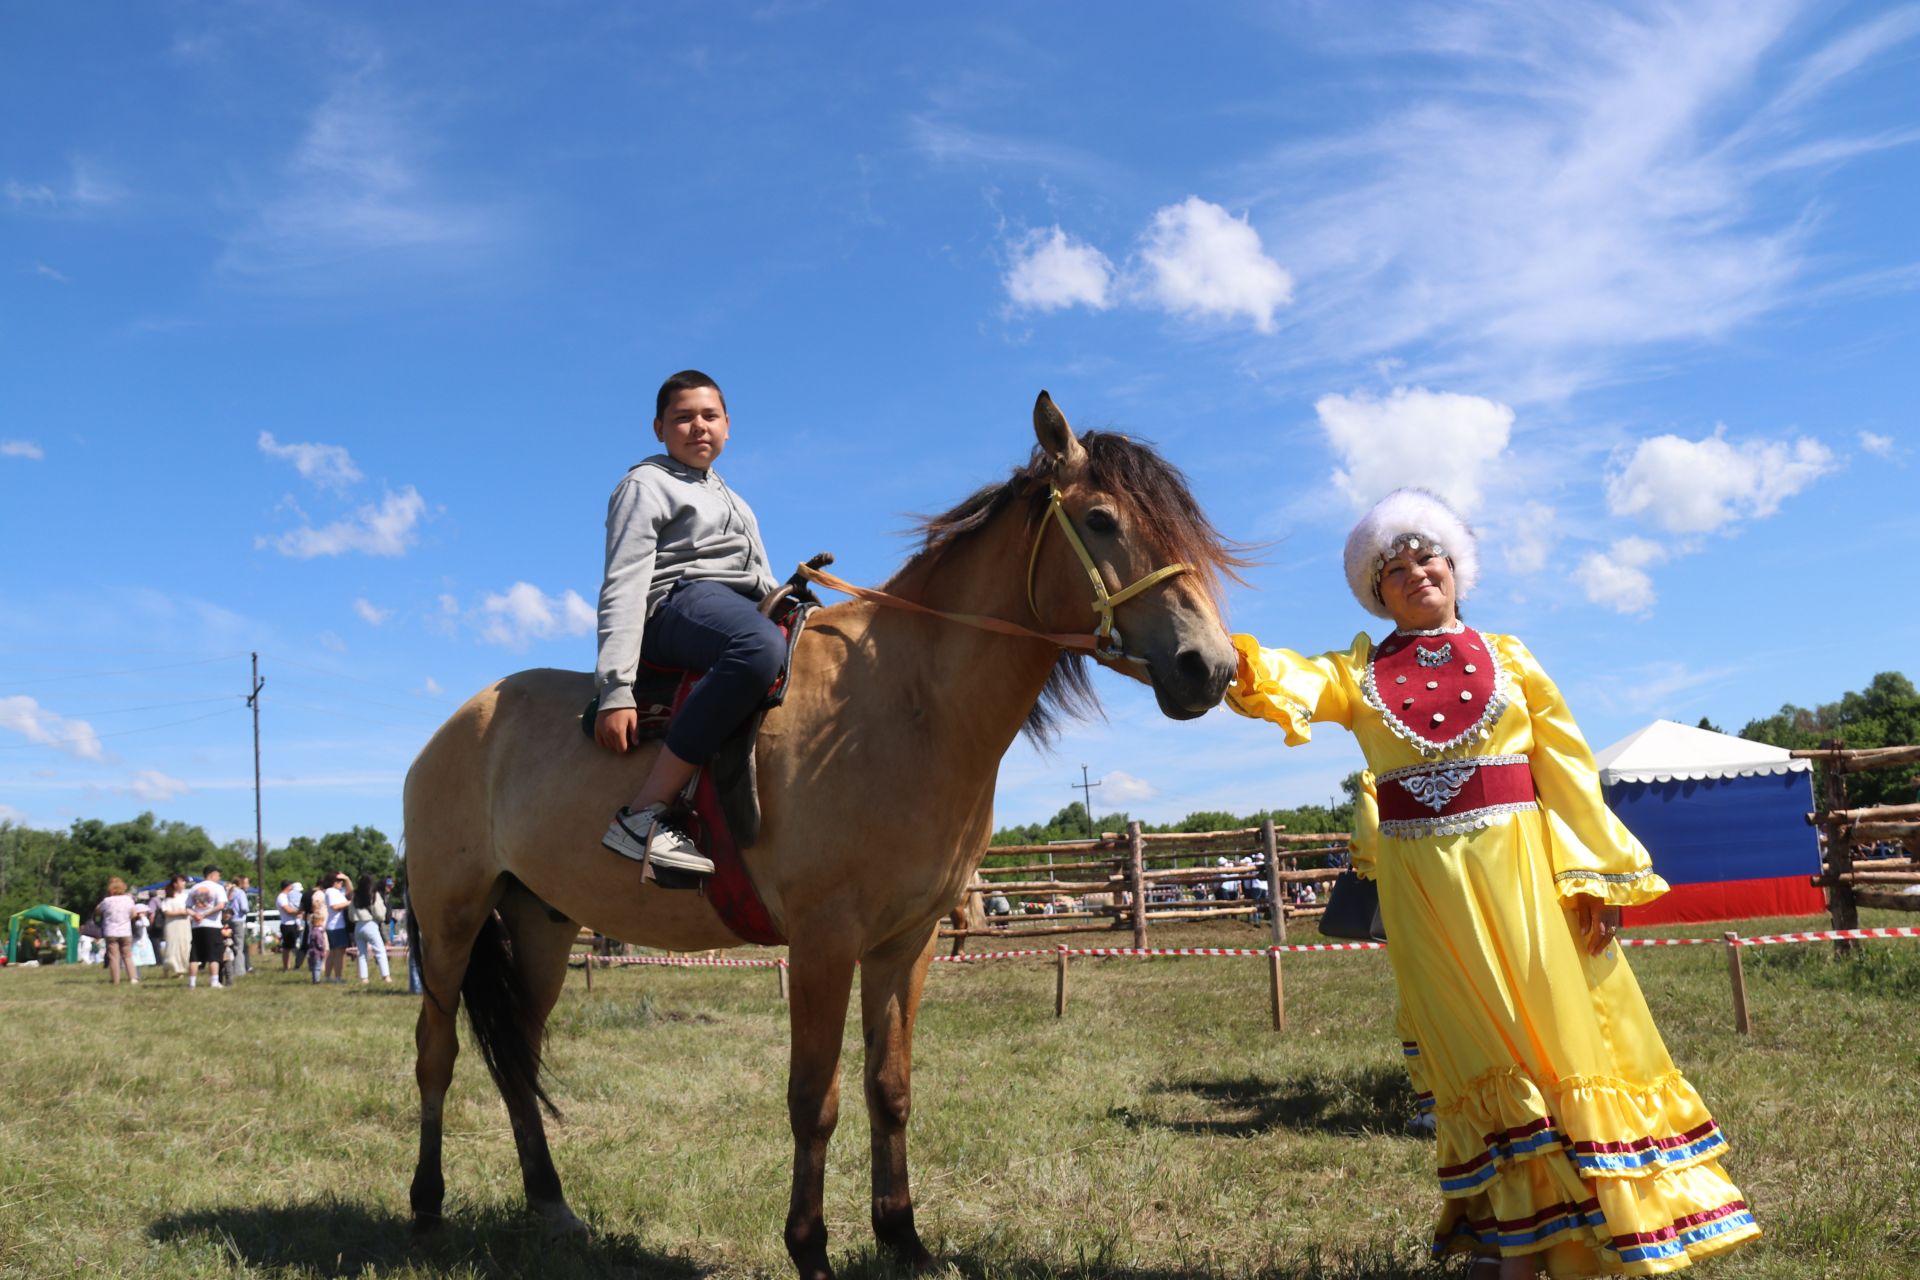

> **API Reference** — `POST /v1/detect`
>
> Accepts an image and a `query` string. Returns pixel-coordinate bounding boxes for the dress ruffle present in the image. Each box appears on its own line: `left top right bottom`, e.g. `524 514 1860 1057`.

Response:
1431 1066 1760 1275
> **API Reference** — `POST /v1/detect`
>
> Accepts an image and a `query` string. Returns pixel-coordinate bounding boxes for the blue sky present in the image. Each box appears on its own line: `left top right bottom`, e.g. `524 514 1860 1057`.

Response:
3 1 1917 849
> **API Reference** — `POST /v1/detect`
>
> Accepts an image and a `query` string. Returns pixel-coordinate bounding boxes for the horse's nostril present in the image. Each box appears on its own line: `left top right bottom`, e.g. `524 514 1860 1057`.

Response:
1175 649 1210 686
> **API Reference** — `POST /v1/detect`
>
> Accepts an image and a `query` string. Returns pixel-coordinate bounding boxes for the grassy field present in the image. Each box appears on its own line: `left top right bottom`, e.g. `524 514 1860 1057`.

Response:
1 911 1916 1280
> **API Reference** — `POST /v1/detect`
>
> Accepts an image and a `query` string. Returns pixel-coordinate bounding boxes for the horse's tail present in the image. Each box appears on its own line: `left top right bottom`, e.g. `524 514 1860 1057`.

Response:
462 907 558 1118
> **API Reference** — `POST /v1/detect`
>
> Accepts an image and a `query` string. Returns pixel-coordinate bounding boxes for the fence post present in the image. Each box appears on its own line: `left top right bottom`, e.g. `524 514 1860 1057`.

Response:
1054 945 1070 1017
1723 931 1752 1035
1127 822 1148 949
584 951 594 993
1819 739 1859 955
777 958 789 1002
1262 819 1286 1031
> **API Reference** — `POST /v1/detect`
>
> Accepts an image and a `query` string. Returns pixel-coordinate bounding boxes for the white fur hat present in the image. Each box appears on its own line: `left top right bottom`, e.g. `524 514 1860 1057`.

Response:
1342 488 1479 620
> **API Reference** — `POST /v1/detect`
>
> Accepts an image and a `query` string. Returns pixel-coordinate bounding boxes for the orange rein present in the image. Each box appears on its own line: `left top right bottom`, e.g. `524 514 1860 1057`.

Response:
797 487 1192 664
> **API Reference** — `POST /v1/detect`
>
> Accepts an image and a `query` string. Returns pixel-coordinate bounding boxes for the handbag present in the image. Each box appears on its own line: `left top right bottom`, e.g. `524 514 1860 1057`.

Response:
1318 871 1386 942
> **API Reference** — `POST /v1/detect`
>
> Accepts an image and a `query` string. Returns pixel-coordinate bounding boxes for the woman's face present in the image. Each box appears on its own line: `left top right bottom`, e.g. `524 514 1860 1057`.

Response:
1378 546 1458 630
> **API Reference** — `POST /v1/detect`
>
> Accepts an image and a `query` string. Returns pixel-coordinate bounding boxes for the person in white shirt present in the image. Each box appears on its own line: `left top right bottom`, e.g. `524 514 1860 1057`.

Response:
186 865 229 989
323 872 352 984
276 881 305 970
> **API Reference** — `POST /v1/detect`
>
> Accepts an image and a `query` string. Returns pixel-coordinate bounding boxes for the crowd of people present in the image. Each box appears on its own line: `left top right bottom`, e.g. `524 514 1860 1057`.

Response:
83 868 403 987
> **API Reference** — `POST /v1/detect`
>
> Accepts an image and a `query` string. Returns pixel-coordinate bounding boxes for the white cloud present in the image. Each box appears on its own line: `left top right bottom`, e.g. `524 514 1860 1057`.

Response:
1135 197 1293 333
259 430 363 490
4 160 122 214
260 485 425 558
220 73 505 283
1243 3 1920 392
475 582 597 649
1858 430 1896 458
1503 502 1559 576
352 597 392 626
128 769 191 803
1579 536 1667 615
418 677 443 697
319 631 347 653
1605 425 1836 534
1004 226 1114 312
1315 386 1514 514
1 440 44 460
0 696 105 761
1099 770 1159 804
34 262 68 283
0 803 25 824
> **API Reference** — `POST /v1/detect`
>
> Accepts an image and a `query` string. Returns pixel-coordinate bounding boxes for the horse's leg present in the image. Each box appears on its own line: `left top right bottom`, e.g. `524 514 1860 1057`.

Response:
494 889 589 1237
410 885 498 1231
782 937 859 1280
860 928 938 1271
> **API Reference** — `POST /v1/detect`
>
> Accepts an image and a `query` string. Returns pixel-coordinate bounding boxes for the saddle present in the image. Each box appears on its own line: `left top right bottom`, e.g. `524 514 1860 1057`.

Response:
580 558 831 946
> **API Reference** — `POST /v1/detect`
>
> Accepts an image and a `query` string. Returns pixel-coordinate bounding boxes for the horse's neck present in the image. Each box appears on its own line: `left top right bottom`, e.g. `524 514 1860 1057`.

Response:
875 511 1065 767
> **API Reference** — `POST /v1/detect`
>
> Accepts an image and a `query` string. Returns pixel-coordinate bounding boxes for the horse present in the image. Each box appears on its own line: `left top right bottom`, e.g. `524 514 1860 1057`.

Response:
403 392 1245 1280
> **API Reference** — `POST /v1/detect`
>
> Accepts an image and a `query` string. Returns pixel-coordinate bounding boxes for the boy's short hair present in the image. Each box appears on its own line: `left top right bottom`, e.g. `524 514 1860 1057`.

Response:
204 864 221 877
655 369 726 421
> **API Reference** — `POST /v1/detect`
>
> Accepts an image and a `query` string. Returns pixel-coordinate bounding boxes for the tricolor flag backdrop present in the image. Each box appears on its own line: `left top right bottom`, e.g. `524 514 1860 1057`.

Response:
1595 720 1826 926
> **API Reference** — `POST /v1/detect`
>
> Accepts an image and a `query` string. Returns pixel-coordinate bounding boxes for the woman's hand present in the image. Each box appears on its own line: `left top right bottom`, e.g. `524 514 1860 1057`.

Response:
594 706 639 754
1575 896 1622 955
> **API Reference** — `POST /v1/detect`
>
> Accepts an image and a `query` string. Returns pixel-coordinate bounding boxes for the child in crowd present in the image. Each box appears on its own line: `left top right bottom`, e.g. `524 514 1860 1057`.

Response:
592 370 782 877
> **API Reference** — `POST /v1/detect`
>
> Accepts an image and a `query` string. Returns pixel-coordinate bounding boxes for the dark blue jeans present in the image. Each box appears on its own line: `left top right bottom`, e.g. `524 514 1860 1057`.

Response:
641 579 785 765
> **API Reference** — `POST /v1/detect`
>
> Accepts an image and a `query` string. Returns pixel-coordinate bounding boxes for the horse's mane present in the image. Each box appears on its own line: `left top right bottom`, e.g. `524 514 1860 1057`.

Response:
890 431 1253 746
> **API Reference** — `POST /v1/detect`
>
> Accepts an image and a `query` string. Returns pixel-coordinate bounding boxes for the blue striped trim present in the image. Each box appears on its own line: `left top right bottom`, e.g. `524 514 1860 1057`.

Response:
1572 1127 1727 1174
1415 1092 1435 1114
1431 1206 1607 1257
1438 1126 1565 1193
1614 1210 1758 1264
1402 1042 1421 1058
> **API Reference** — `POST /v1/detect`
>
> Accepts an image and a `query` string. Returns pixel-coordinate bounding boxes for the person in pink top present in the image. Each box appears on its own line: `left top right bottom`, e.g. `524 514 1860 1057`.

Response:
94 876 140 986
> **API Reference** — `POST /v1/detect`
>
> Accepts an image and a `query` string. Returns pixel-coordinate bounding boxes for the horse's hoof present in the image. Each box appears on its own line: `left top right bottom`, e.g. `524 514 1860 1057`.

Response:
409 1212 444 1238
534 1201 590 1241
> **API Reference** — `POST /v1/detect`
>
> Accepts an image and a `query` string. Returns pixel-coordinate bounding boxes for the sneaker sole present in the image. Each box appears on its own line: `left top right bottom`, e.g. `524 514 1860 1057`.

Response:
602 833 714 876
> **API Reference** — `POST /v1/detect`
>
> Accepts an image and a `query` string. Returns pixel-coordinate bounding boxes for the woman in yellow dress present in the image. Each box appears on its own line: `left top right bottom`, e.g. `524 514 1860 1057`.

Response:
1230 489 1758 1278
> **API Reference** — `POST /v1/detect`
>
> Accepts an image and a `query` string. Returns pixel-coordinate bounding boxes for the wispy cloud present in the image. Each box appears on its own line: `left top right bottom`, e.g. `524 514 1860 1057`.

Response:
2 439 44 460
1239 0 1920 393
33 262 69 283
4 159 125 214
0 696 105 762
220 67 506 284
128 769 191 802
1579 536 1668 615
352 598 392 626
259 431 363 491
1858 430 1898 459
1100 770 1159 803
472 582 596 650
259 486 426 558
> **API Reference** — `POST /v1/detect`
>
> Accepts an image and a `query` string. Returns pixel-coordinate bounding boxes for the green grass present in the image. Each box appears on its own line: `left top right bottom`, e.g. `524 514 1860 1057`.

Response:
1 911 1916 1279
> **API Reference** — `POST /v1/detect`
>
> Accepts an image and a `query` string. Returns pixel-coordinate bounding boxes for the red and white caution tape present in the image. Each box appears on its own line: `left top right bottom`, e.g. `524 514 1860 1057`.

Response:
573 926 1919 972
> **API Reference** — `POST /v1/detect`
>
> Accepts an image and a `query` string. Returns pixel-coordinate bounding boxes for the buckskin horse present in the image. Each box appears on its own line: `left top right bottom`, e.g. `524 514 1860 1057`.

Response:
404 393 1245 1280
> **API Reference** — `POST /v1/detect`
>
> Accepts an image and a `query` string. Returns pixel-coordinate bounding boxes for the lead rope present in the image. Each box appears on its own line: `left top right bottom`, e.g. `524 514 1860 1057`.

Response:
796 487 1192 666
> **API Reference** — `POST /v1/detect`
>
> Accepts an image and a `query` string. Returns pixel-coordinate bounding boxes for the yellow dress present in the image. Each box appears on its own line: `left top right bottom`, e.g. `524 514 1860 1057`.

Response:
1230 626 1759 1276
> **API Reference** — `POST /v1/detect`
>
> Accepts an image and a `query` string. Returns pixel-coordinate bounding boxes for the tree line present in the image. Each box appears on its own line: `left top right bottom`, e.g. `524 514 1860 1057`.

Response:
988 773 1365 853
0 812 398 925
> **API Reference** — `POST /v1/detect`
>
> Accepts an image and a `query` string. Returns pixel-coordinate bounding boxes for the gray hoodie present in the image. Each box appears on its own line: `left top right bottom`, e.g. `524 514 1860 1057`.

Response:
594 455 777 711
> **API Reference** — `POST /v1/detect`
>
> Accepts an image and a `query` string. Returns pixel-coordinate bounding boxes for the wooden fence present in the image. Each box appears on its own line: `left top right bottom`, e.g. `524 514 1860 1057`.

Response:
1799 741 1920 947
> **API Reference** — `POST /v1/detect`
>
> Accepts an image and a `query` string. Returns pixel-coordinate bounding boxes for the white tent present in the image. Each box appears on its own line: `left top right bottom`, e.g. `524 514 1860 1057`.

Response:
1594 719 1811 785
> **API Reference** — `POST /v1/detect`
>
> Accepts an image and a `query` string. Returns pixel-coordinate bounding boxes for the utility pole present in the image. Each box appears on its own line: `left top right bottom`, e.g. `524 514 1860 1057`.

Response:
1072 764 1102 838
247 652 265 962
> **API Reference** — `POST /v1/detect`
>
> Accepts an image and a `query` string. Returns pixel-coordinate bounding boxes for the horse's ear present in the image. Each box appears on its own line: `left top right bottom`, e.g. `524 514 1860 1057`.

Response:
1033 391 1086 468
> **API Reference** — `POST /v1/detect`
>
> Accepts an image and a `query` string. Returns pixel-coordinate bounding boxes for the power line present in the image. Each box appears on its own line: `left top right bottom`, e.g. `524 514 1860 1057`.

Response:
0 704 245 750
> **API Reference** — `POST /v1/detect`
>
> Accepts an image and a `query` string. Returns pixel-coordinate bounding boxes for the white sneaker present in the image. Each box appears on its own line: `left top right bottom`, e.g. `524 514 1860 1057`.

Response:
603 805 714 875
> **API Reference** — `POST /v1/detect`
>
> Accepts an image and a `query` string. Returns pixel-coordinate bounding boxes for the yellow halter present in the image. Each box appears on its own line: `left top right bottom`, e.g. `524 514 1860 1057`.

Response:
1025 486 1192 664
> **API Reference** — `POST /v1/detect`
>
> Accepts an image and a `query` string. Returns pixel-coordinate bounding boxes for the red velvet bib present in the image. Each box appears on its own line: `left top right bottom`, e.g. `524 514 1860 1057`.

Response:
1365 626 1504 753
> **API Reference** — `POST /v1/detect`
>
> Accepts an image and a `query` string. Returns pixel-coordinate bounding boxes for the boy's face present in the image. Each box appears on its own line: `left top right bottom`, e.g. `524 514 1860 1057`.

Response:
654 386 730 470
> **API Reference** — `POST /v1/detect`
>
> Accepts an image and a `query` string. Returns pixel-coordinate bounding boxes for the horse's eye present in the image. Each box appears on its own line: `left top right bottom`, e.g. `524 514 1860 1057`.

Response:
1084 509 1118 535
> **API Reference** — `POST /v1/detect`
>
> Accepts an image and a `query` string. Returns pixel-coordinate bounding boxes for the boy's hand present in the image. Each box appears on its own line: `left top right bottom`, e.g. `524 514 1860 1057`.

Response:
595 707 639 754
1574 896 1621 955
